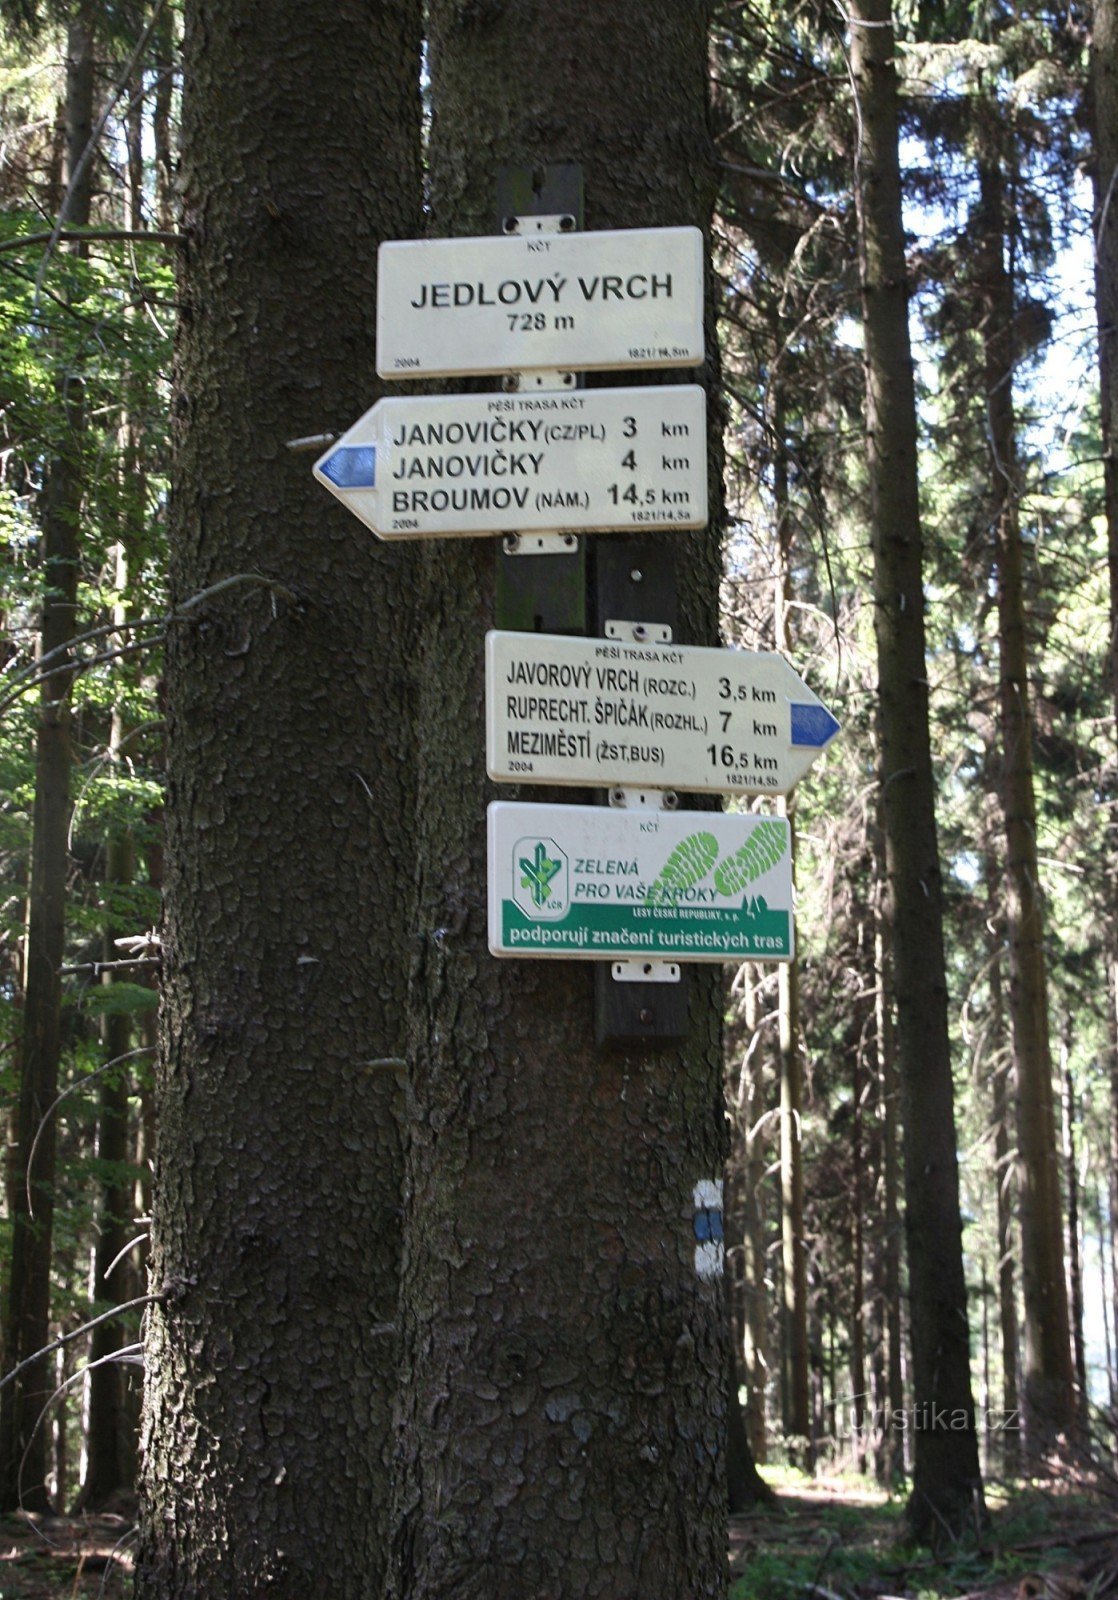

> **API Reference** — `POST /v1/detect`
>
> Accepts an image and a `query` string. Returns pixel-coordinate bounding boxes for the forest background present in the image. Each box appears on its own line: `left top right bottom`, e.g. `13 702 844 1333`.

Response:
1 0 1117 1596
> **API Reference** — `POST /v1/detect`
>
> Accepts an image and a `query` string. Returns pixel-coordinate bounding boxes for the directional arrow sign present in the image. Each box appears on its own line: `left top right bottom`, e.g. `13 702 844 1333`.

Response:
486 631 840 796
488 801 794 963
314 386 707 540
377 226 704 379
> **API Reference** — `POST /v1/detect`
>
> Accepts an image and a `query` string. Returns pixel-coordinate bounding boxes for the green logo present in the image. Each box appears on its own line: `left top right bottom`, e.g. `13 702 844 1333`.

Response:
512 836 570 921
520 841 562 907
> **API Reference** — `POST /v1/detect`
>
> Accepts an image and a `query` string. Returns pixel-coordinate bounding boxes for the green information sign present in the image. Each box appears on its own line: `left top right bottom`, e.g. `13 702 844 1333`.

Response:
487 802 794 964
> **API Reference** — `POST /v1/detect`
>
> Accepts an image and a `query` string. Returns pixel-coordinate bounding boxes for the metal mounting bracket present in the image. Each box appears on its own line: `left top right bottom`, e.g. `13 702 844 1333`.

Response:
503 532 580 557
501 369 577 393
604 620 673 644
501 212 577 237
612 959 682 985
607 786 677 812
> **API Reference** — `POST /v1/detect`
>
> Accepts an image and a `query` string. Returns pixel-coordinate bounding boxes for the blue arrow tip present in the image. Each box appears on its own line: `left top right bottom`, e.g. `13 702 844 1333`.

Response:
319 445 376 489
790 702 840 749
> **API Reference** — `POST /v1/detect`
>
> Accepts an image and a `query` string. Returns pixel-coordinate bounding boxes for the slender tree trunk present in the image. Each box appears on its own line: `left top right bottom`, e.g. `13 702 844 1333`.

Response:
848 0 984 1541
851 922 868 1475
976 152 1076 1451
872 801 905 1486
0 5 95 1513
725 1274 775 1510
725 986 770 1510
78 608 139 1510
133 0 423 1592
778 952 811 1459
1090 0 1118 1456
772 412 811 1463
1094 0 1118 755
740 971 770 1461
152 7 176 232
384 5 728 1594
1099 1198 1115 1422
986 848 1022 1475
1061 1049 1089 1433
78 889 137 1510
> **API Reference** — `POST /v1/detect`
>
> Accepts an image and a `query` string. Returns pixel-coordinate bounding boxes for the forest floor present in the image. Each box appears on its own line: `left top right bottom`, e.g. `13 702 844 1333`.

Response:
730 1467 1118 1599
0 1511 132 1597
0 1471 1113 1597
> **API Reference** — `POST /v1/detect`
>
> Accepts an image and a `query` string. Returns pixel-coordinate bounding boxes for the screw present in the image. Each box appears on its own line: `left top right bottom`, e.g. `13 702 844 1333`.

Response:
664 791 679 811
559 214 575 231
503 215 519 234
610 788 625 807
563 534 575 547
630 569 643 583
562 373 574 386
505 534 520 553
633 624 648 641
639 1008 654 1025
502 374 519 393
642 965 653 976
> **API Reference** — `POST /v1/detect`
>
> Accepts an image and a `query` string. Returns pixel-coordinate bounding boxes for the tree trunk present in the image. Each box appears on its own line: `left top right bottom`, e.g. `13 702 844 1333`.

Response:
78 603 140 1511
740 970 770 1461
872 799 905 1486
772 417 811 1464
976 151 1076 1451
725 1276 775 1511
848 0 985 1542
384 5 728 1595
1061 1049 1090 1435
984 845 1022 1476
79 923 137 1511
851 921 868 1475
81 114 147 1492
133 0 422 1592
778 950 811 1460
1090 0 1118 1458
0 5 95 1513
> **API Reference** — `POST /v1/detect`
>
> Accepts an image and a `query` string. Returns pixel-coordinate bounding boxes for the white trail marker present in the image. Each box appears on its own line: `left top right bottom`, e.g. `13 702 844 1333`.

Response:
314 386 707 540
486 631 840 796
376 226 704 378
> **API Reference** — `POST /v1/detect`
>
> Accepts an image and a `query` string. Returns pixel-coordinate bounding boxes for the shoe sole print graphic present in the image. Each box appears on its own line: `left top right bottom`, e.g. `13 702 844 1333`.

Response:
711 819 787 897
646 819 787 906
646 831 719 905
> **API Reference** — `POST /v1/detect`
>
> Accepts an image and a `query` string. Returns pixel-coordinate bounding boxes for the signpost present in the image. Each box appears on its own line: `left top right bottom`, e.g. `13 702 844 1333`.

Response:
486 630 840 796
488 802 794 963
314 386 707 540
376 226 705 378
312 208 843 990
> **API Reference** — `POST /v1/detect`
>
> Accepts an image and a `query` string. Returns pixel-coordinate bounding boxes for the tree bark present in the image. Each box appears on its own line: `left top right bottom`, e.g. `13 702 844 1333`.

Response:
1090 0 1118 1460
772 420 811 1464
384 4 728 1595
975 151 1076 1451
0 4 95 1514
981 844 1022 1480
133 1 422 1593
778 951 811 1459
848 0 985 1542
739 970 770 1462
871 797 905 1486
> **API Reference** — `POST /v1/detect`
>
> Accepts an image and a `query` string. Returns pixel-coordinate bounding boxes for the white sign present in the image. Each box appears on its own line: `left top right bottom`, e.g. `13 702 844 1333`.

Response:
486 632 840 795
488 802 794 963
377 227 704 378
314 386 707 540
